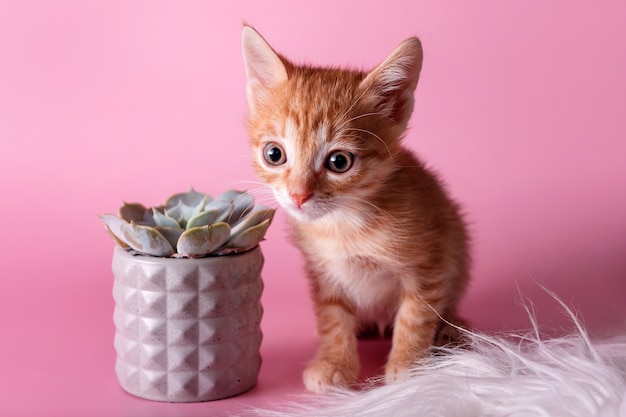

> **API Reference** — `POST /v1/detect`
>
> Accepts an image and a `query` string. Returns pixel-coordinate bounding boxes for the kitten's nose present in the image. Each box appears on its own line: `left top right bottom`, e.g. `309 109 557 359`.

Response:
290 191 312 209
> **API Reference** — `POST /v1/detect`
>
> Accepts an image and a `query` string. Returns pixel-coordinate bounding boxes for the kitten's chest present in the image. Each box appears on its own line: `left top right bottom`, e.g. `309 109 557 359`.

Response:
302 221 387 265
296 220 401 311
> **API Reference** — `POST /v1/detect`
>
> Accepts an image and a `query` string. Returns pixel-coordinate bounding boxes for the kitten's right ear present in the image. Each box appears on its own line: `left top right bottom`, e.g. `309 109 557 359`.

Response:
359 37 423 127
242 25 288 111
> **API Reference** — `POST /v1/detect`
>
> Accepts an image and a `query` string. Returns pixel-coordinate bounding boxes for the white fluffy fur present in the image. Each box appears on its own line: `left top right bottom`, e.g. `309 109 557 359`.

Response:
245 296 626 417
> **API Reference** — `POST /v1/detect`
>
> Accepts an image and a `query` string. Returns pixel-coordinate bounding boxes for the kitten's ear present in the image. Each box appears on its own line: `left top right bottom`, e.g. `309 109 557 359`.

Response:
359 37 423 126
242 25 288 111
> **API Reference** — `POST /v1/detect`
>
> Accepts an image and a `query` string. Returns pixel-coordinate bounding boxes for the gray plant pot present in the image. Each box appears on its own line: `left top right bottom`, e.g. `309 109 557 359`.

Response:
111 246 264 402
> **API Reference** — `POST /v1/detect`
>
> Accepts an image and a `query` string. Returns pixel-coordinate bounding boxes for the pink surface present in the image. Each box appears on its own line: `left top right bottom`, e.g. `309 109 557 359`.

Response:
1 1 625 416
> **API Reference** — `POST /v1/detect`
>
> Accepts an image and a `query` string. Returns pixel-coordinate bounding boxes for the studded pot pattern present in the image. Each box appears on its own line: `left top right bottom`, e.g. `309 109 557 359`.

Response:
111 246 264 402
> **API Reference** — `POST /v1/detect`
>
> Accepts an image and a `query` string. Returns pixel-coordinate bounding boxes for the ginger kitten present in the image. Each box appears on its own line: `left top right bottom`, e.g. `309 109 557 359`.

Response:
241 25 470 393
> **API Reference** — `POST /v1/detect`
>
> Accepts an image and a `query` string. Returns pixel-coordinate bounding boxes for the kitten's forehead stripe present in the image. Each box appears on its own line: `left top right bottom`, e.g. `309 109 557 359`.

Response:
315 122 332 169
283 118 298 171
284 116 334 172
287 69 362 133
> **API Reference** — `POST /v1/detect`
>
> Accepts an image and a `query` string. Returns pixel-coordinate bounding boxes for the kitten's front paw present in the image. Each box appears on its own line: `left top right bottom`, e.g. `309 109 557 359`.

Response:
303 359 359 393
384 358 414 384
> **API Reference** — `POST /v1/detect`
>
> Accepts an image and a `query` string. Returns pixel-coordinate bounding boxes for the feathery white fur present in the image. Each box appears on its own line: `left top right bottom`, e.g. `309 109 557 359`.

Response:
245 295 626 417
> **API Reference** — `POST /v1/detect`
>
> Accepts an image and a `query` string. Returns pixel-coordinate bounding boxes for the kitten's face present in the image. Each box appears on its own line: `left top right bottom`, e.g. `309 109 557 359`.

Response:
248 70 400 222
242 27 422 222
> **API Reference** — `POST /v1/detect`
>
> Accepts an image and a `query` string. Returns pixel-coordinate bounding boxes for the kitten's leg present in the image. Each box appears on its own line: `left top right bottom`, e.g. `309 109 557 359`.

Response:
384 292 440 382
303 300 360 393
433 311 468 347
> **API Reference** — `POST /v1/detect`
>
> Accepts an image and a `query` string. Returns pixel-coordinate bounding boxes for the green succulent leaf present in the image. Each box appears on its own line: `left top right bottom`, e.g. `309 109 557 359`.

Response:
102 188 275 257
165 188 210 211
151 208 180 228
214 202 234 223
230 205 275 236
202 199 232 224
99 214 131 249
186 206 221 229
189 196 208 219
119 202 146 223
165 200 205 228
141 209 157 226
215 189 244 202
164 202 187 228
216 190 255 225
177 222 232 257
226 219 271 252
155 227 184 251
120 222 175 257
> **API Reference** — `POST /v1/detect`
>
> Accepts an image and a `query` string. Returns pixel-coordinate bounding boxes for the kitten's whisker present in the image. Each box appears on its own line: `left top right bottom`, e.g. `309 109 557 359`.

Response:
335 87 371 127
336 111 394 131
342 127 393 160
225 180 278 207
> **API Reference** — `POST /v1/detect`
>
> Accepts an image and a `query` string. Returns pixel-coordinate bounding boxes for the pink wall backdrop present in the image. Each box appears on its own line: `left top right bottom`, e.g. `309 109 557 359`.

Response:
1 1 625 416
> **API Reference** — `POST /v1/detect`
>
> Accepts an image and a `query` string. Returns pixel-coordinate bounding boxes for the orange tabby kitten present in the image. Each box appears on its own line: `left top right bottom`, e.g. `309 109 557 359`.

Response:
242 25 470 393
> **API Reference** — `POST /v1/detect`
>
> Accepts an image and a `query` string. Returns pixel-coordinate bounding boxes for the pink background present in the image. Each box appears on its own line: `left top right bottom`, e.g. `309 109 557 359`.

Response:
1 1 625 415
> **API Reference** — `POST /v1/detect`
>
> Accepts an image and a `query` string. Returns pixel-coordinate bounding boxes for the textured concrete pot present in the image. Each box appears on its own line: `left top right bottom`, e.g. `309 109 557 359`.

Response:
111 246 264 402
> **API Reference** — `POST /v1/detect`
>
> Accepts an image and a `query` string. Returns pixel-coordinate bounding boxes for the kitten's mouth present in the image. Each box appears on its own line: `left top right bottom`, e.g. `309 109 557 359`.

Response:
276 191 331 221
285 200 329 222
287 204 317 220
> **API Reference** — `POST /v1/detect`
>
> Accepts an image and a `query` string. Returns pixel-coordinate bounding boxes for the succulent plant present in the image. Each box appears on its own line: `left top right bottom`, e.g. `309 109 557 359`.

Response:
100 188 275 258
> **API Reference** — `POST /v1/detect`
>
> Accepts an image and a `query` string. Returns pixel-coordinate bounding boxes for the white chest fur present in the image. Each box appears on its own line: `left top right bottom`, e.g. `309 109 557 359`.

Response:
299 217 402 325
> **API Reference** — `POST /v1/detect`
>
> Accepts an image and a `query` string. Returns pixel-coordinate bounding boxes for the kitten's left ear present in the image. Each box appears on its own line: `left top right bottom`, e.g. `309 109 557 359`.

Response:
242 25 288 112
359 37 423 127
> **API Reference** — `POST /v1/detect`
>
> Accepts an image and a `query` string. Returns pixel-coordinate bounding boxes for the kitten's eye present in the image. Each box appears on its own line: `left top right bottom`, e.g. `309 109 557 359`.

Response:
263 143 286 166
326 150 354 173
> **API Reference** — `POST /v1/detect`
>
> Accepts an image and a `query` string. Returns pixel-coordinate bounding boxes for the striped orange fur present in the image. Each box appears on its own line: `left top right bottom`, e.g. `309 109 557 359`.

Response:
242 25 470 393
